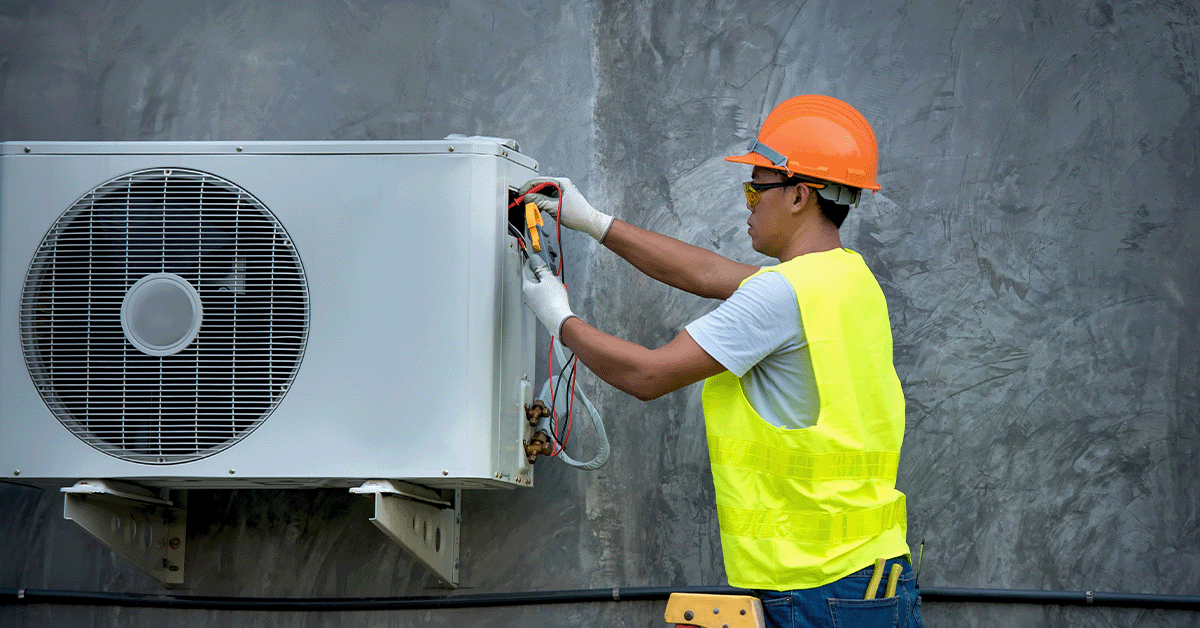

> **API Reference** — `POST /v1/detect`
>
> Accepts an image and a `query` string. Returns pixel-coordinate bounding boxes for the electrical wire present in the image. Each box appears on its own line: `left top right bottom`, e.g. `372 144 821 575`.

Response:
551 352 577 455
535 339 608 470
511 181 608 470
547 341 576 456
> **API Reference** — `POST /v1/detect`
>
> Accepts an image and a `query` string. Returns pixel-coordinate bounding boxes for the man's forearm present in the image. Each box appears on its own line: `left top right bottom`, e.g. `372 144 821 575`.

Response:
602 219 758 300
558 317 725 402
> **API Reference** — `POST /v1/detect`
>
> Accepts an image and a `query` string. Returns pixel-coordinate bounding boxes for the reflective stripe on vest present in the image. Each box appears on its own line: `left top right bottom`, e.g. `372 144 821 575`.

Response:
702 248 910 590
716 494 906 543
709 437 900 481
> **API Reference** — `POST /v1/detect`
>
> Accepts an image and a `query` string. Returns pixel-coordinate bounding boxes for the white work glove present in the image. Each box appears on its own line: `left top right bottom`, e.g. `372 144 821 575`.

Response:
518 177 614 243
521 254 577 337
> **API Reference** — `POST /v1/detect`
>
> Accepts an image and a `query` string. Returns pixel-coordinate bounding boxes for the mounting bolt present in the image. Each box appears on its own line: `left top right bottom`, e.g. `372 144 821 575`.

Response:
236 146 243 152
168 537 182 550
23 146 30 153
12 470 19 476
442 470 449 476
448 146 455 152
229 469 235 474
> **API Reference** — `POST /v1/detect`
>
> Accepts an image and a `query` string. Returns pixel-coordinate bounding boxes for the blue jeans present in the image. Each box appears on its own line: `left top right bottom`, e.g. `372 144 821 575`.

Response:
754 557 923 628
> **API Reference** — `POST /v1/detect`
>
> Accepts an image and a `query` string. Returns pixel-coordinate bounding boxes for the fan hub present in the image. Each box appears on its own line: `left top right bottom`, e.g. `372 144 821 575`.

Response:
121 273 204 357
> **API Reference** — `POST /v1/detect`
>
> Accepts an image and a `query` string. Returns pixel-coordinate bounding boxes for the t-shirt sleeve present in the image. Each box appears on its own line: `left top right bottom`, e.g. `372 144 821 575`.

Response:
684 271 802 377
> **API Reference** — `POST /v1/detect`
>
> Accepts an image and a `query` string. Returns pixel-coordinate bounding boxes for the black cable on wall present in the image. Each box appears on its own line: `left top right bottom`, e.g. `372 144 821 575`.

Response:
2 586 1199 612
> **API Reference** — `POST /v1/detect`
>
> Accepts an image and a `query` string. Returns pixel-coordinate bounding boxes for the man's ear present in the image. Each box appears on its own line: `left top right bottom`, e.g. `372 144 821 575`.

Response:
791 183 813 215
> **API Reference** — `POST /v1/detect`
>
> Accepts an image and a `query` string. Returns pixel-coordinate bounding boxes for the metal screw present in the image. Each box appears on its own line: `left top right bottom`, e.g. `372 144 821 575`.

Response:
442 470 449 476
229 469 236 474
12 470 19 476
23 146 30 153
236 146 243 152
684 611 694 621
448 146 455 152
168 537 182 550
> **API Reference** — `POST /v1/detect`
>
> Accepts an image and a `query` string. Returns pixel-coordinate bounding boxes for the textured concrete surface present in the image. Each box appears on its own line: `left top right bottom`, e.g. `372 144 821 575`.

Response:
1 1 1198 627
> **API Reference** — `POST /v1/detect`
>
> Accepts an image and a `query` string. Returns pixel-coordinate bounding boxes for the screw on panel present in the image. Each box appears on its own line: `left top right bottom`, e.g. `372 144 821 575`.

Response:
12 470 18 476
236 146 243 152
23 146 30 153
229 469 235 474
442 470 449 476
448 146 455 152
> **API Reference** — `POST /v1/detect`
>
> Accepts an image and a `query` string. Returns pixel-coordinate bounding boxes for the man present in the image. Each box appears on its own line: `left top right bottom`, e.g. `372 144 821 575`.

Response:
519 95 922 628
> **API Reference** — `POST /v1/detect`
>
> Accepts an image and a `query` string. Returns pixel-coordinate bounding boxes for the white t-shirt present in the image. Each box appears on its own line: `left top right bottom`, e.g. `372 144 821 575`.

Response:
684 271 819 430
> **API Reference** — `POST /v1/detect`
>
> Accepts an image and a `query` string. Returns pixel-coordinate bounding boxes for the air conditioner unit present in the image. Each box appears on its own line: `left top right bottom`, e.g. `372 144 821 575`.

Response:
0 138 542 586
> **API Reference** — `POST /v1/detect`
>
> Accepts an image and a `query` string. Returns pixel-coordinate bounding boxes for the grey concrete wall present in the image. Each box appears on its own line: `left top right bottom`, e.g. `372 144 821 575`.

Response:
1 1 1197 626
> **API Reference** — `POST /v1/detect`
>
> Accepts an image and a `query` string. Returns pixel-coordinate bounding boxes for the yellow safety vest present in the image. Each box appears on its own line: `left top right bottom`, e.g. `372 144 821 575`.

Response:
701 248 909 590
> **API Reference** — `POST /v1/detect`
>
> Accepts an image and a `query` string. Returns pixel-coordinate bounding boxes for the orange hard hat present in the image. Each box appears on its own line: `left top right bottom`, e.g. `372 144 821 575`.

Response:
726 94 881 193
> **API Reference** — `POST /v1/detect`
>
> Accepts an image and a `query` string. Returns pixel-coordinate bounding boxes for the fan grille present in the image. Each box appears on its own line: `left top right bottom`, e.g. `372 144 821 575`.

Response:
20 168 309 464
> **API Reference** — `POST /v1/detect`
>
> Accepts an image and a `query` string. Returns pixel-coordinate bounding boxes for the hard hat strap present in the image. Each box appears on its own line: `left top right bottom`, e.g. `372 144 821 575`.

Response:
747 138 792 175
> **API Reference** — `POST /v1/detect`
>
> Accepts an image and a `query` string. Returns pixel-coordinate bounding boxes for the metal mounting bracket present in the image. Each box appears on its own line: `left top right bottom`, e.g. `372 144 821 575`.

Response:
61 479 186 586
351 479 460 587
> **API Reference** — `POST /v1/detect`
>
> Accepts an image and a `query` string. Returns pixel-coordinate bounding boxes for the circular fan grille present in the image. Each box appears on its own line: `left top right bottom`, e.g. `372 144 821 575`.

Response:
20 168 309 464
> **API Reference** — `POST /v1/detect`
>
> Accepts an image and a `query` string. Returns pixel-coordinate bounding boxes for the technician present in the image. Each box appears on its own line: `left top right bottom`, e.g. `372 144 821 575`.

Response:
519 94 922 628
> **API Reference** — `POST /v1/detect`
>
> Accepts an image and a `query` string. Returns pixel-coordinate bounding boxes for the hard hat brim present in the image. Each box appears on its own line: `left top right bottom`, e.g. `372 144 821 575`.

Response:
724 152 780 170
725 151 881 192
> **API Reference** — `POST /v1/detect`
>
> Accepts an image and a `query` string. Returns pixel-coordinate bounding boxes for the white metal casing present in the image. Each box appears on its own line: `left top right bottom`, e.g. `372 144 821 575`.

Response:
0 139 538 490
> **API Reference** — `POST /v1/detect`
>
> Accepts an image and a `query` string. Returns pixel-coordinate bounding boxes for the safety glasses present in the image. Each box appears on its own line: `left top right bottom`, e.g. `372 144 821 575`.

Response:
742 180 800 208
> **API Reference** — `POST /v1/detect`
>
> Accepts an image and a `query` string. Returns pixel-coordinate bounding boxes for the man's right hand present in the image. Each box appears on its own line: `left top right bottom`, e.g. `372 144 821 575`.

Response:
517 177 615 243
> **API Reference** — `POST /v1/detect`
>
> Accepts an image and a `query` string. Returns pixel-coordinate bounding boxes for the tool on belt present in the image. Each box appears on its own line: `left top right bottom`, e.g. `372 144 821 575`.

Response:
864 557 903 600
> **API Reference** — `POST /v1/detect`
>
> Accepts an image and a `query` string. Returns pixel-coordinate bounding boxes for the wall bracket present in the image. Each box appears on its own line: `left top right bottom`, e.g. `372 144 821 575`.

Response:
351 479 460 587
61 479 186 586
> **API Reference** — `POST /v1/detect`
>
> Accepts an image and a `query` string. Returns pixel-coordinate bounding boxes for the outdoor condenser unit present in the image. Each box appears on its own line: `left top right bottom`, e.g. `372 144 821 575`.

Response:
0 138 541 586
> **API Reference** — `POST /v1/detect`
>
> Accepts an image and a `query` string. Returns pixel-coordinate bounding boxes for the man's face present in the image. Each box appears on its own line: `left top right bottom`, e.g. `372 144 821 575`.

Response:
745 166 798 257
